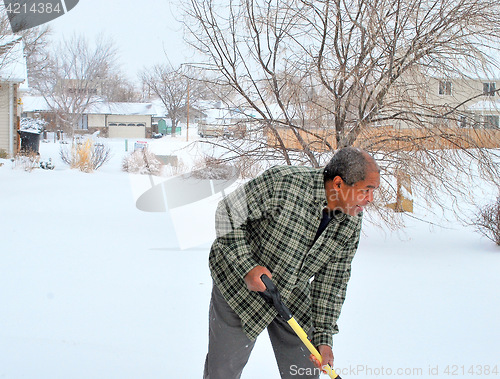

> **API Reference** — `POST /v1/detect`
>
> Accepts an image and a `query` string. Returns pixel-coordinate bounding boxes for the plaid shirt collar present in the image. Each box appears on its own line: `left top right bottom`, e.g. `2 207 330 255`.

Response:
312 168 329 206
311 168 351 224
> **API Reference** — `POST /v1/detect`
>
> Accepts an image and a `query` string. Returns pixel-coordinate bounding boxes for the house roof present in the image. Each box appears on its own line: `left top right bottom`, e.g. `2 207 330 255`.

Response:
197 100 257 123
22 96 156 116
86 102 156 116
151 99 168 117
22 95 52 112
0 36 28 85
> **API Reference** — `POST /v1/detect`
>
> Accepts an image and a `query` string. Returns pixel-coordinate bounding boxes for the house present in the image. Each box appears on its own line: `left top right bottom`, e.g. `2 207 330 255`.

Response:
263 74 500 151
424 77 500 129
0 36 28 157
56 78 103 97
22 96 156 139
468 100 500 129
21 95 57 130
151 99 207 134
77 102 156 138
198 102 250 138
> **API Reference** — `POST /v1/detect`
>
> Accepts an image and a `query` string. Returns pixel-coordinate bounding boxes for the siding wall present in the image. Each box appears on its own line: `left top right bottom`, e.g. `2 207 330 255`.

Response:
88 114 106 128
426 78 499 108
0 84 11 154
383 76 500 130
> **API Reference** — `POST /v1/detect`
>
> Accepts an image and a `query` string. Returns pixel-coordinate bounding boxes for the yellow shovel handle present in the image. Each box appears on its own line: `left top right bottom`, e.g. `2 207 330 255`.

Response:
287 317 341 379
259 275 341 379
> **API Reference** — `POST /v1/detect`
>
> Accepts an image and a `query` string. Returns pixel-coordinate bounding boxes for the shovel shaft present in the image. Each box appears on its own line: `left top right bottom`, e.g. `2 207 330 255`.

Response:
287 317 340 379
260 275 341 379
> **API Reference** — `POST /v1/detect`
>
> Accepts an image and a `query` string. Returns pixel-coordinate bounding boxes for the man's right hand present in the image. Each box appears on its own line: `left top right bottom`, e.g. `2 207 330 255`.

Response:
244 266 272 292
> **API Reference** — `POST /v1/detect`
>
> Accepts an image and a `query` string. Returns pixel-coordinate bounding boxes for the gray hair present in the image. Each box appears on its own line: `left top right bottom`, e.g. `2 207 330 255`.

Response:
323 147 379 185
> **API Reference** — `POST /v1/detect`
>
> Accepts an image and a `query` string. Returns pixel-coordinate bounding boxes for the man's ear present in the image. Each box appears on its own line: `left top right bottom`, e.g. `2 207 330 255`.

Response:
331 175 343 189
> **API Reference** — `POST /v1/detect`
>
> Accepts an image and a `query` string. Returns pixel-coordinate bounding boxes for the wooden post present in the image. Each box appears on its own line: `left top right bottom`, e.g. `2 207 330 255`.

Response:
186 81 190 142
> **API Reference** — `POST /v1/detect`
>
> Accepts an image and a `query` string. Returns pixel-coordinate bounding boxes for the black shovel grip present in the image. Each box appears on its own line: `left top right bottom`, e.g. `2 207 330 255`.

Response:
259 275 293 321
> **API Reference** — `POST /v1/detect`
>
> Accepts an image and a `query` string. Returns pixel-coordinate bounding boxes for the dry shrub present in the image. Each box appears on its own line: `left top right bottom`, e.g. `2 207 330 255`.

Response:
232 155 265 179
191 156 238 180
13 152 40 172
475 195 500 246
122 148 163 176
0 149 7 159
162 157 187 177
60 138 111 172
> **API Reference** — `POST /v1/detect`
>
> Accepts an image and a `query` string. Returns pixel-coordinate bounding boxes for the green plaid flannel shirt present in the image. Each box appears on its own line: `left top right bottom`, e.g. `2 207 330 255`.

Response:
209 165 362 347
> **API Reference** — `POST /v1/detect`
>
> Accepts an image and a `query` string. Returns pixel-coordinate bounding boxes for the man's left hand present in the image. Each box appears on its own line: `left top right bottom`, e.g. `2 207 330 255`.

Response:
309 345 334 373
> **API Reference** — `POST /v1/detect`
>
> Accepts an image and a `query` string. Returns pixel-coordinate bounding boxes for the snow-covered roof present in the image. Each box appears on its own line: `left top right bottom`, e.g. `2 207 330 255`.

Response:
22 95 52 112
197 100 257 123
86 102 156 116
22 96 157 116
468 100 500 112
204 107 231 123
151 99 168 118
0 36 28 86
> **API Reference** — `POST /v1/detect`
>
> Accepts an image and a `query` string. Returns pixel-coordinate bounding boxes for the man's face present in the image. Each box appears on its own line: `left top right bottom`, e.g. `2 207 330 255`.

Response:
326 170 380 216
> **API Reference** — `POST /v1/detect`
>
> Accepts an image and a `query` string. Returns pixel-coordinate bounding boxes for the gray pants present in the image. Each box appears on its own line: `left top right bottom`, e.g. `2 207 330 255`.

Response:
203 284 320 379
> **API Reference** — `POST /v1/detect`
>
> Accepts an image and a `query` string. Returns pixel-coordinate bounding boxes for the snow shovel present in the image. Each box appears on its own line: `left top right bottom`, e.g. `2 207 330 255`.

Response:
260 275 342 379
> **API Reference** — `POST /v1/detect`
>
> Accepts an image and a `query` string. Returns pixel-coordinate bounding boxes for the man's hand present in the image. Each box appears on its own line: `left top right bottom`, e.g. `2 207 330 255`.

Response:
244 266 272 292
309 345 334 373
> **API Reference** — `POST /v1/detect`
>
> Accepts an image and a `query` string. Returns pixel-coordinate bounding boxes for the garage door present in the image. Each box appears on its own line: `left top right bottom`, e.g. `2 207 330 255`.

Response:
108 125 146 138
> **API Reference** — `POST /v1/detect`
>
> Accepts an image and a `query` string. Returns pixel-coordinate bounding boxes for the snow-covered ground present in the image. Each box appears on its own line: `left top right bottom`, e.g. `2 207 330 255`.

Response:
1 132 498 379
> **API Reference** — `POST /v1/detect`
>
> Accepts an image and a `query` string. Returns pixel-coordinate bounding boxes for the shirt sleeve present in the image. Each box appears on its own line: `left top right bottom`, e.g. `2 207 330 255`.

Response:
213 167 277 279
310 224 361 348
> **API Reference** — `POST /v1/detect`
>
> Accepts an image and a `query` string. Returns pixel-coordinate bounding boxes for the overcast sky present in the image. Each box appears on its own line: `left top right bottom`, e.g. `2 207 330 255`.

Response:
47 0 191 82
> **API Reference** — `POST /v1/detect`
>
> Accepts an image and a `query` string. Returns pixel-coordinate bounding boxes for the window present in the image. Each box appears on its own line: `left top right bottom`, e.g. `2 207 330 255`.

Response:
432 115 450 127
439 81 452 95
66 87 98 95
458 114 467 128
483 82 496 96
484 115 499 129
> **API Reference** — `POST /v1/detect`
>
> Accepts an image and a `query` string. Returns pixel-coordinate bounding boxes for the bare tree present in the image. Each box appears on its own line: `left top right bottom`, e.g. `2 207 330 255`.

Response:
34 34 119 133
0 10 51 85
141 64 190 135
184 0 500 224
18 25 52 86
100 73 140 103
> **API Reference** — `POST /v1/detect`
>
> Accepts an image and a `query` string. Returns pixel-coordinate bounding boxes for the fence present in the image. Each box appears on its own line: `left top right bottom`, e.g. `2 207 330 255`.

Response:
265 126 500 151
